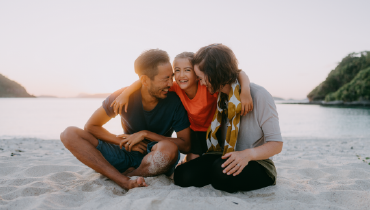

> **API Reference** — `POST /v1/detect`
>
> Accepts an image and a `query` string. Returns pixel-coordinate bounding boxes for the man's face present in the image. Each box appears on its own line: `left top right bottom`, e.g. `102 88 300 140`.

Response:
147 62 174 99
194 64 215 94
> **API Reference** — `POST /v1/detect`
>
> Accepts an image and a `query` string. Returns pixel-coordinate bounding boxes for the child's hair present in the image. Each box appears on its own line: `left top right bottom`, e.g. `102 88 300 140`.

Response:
192 44 240 93
174 52 195 64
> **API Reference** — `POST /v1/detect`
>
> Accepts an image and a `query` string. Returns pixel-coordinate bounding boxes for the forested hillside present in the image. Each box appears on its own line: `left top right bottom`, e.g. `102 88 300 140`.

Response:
307 51 370 102
0 74 34 97
325 67 370 101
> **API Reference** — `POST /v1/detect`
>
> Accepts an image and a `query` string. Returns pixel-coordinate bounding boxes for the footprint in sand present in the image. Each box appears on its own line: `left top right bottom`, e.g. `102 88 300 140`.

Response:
1 178 41 187
0 187 18 195
24 165 83 177
47 171 81 182
0 167 18 176
1 186 53 200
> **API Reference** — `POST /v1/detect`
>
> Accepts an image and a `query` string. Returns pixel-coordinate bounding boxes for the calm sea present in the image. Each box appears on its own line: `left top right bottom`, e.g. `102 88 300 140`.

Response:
0 98 370 140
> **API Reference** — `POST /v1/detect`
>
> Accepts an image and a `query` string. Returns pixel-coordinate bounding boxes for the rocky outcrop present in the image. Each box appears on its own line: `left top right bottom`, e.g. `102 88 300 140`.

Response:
0 74 34 97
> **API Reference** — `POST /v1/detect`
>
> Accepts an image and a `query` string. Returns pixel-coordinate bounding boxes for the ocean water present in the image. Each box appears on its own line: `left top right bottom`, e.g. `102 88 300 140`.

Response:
0 98 370 140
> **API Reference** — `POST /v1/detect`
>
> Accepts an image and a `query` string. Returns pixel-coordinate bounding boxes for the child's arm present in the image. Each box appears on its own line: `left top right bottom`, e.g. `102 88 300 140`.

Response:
238 71 253 116
110 80 141 115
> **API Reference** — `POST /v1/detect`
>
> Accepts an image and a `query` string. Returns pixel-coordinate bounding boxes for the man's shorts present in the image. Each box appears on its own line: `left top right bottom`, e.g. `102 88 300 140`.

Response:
96 140 180 176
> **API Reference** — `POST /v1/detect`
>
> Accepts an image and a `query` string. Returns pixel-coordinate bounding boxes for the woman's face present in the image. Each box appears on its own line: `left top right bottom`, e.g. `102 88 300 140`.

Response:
194 64 215 94
173 58 198 90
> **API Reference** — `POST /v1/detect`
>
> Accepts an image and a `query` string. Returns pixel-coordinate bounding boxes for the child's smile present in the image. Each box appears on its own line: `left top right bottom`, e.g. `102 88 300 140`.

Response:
173 58 198 91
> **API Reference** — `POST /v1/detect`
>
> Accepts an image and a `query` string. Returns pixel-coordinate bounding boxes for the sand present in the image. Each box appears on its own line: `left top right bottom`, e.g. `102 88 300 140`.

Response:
0 137 370 210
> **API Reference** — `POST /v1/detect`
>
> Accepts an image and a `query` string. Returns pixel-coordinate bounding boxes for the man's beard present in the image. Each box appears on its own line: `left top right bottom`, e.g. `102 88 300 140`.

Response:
148 85 168 99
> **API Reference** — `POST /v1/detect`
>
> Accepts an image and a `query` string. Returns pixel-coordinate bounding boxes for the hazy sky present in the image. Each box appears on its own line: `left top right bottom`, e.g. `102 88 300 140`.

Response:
1 0 369 99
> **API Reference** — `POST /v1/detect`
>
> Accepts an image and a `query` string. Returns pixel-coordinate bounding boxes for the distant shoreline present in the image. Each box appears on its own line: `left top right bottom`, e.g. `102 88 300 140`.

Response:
278 100 370 107
2 97 370 108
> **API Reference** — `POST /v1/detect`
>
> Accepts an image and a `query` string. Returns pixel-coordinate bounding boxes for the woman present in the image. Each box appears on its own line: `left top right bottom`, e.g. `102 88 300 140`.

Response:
174 44 283 193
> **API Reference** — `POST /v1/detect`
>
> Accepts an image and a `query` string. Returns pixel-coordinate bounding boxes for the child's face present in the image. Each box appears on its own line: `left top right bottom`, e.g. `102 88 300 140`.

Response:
173 58 198 90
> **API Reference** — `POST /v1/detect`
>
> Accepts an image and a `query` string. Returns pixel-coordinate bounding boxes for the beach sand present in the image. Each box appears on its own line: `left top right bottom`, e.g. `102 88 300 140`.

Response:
0 137 369 210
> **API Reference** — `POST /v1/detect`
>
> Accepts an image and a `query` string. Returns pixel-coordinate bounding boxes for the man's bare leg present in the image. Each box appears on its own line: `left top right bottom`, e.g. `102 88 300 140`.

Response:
60 126 147 190
126 140 178 177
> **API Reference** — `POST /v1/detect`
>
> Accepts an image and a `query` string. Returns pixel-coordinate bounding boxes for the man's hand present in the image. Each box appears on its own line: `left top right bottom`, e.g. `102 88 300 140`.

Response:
130 142 148 155
221 149 255 176
117 132 146 152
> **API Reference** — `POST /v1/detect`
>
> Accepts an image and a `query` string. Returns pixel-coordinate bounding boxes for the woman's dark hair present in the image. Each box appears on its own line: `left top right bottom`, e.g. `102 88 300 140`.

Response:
134 49 170 80
192 44 241 92
174 52 194 64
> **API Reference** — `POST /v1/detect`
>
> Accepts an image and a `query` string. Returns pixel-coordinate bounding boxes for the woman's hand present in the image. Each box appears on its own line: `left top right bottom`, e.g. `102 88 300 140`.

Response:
117 132 146 152
221 149 255 176
110 91 130 115
240 88 253 116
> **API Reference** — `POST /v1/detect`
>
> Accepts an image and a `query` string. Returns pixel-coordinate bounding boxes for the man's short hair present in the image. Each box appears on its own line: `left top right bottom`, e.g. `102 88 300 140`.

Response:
134 49 170 80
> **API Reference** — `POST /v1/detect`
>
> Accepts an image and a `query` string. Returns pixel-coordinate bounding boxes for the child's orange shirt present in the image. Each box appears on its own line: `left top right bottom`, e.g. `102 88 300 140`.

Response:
170 81 218 132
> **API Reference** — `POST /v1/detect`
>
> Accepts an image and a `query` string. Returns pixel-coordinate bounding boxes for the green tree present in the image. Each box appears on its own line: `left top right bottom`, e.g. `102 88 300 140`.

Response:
308 51 370 101
325 67 370 102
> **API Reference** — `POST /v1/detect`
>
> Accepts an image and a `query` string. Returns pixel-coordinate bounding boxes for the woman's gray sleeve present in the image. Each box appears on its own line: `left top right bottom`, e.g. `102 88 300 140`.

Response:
255 89 283 142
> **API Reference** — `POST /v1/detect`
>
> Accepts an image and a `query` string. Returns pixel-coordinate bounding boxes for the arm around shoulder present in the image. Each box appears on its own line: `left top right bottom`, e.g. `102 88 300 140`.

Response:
111 80 142 115
237 71 253 115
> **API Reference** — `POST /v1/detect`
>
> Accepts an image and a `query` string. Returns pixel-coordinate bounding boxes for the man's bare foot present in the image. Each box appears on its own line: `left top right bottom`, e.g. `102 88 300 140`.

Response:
122 167 135 176
121 177 148 190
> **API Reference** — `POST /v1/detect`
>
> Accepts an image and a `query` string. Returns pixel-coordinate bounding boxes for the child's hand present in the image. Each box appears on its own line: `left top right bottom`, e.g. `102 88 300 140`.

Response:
110 91 130 115
240 89 253 116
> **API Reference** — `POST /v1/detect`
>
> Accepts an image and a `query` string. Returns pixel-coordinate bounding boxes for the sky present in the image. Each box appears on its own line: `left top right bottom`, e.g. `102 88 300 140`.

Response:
0 0 369 99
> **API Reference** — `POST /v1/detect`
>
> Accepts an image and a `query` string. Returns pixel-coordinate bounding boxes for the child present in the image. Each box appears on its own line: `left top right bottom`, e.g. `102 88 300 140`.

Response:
110 52 253 163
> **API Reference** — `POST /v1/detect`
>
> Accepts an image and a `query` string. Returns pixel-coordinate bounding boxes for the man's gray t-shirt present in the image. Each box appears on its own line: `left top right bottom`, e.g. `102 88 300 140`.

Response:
220 83 283 155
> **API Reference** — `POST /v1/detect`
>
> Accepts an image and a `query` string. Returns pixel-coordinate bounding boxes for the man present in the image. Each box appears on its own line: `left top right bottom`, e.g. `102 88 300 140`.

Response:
60 49 191 190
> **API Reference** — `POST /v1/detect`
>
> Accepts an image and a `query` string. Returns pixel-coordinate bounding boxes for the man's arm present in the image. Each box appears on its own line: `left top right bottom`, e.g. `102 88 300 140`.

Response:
84 107 123 145
118 127 191 154
143 127 191 153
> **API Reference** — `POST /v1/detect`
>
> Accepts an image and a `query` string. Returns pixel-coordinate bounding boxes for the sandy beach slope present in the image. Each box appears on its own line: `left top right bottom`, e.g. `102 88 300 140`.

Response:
0 137 369 210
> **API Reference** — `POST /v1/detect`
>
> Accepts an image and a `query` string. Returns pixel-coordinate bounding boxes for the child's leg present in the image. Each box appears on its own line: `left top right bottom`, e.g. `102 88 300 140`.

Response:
188 130 208 161
174 154 220 187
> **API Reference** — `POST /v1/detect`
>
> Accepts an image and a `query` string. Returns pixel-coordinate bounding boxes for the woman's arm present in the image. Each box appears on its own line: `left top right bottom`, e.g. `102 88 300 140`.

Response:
110 80 142 115
220 85 284 176
221 141 283 176
238 71 253 116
